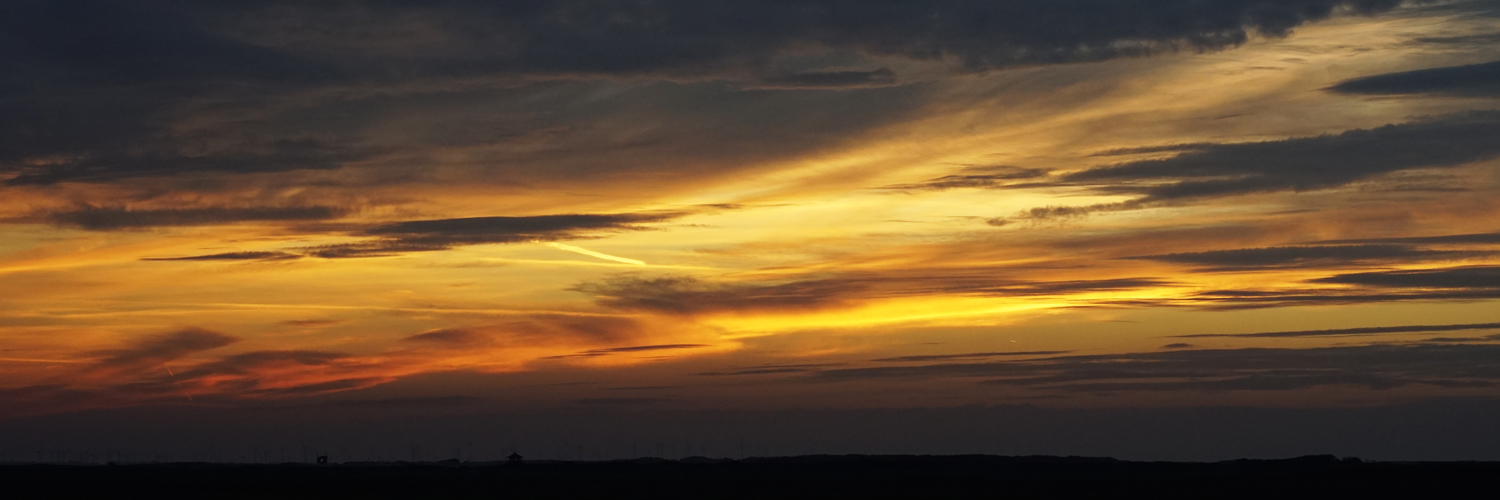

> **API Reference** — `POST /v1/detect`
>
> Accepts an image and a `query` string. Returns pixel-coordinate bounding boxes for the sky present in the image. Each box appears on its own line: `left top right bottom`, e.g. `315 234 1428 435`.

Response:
4 0 1500 462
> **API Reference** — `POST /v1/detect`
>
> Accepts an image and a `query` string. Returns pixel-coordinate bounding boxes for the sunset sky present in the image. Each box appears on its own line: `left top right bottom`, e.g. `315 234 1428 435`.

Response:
4 0 1500 461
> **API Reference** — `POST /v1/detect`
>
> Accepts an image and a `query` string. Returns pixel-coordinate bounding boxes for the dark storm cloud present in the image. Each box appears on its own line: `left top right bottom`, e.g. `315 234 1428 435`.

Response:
1328 59 1500 97
1174 322 1500 338
1062 111 1500 202
1129 244 1478 271
574 274 1171 314
42 205 347 230
89 328 239 370
810 343 1500 393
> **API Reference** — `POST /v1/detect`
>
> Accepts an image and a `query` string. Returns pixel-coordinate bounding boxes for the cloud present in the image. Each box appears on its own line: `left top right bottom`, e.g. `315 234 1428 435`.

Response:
142 251 303 262
809 343 1500 393
304 211 689 258
1174 322 1500 338
753 68 899 89
157 0 1404 78
1060 111 1500 202
0 0 1408 190
1185 265 1500 308
89 328 239 371
400 314 669 351
542 344 710 360
1129 244 1479 272
1315 232 1500 245
880 165 1051 191
872 351 1072 363
1310 265 1500 289
144 210 695 261
696 363 848 376
1328 59 1500 97
173 350 349 380
3 139 375 186
574 274 1172 314
36 205 348 230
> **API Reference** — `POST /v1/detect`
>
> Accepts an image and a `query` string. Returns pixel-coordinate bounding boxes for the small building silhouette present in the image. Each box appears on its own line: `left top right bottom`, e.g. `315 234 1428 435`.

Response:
316 455 328 464
507 452 524 463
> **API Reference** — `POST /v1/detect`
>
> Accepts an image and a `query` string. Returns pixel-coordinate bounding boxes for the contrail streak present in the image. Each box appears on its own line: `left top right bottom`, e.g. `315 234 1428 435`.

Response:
537 241 646 266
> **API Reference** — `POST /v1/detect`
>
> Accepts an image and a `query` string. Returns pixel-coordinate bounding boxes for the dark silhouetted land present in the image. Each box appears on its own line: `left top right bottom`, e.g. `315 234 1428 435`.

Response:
4 454 1498 499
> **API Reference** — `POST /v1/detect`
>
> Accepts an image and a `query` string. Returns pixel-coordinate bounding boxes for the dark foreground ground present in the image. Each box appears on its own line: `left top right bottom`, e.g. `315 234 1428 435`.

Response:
4 454 1497 499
